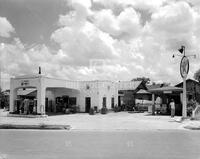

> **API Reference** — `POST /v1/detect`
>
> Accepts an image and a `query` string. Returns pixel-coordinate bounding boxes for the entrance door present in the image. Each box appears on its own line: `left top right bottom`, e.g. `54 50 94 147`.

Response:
103 97 106 107
45 98 48 112
85 97 91 113
111 97 114 108
118 96 121 107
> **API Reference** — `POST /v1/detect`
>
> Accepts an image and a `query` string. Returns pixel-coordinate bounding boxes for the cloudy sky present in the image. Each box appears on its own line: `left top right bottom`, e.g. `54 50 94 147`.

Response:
0 0 200 89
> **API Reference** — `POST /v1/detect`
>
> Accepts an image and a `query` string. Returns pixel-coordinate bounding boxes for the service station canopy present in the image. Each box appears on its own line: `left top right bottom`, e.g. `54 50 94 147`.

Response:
149 86 183 94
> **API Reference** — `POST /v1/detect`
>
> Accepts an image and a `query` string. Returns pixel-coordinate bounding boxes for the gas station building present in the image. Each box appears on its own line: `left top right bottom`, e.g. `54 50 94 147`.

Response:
9 74 141 115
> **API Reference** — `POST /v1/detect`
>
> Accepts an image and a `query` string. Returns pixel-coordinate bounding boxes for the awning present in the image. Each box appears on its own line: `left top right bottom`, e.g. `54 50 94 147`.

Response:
17 89 37 96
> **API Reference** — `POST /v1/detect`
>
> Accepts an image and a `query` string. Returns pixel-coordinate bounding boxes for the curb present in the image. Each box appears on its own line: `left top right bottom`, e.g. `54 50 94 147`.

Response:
0 124 71 130
183 126 200 130
7 114 48 118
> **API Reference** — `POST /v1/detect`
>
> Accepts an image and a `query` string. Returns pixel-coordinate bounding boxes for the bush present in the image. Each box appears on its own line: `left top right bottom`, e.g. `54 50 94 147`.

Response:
126 105 134 111
69 105 80 114
187 100 196 116
94 106 98 113
65 108 71 114
101 107 107 114
113 106 120 112
75 105 80 113
89 108 95 115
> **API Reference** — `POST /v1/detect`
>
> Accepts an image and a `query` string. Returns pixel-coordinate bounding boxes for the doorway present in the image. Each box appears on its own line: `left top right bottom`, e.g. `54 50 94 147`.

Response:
103 97 106 107
111 97 114 108
85 97 91 113
118 96 121 107
45 98 48 112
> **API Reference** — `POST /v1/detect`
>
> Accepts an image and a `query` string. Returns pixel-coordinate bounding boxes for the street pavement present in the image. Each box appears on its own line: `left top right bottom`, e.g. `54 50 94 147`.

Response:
0 130 200 159
1 109 200 130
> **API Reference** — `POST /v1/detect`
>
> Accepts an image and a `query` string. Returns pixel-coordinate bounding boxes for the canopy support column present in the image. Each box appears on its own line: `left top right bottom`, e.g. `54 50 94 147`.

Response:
152 93 155 115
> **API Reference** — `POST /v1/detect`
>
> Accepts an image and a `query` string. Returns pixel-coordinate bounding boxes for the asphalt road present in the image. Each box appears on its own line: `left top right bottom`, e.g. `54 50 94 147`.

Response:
0 130 200 159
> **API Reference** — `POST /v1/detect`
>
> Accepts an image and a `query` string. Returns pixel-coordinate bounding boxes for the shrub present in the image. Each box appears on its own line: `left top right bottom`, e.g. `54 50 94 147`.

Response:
101 107 107 114
89 107 95 115
113 106 120 112
65 108 70 114
187 100 196 116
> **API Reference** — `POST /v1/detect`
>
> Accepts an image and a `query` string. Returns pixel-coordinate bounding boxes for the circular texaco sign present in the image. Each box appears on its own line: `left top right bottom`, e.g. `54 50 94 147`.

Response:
180 56 189 78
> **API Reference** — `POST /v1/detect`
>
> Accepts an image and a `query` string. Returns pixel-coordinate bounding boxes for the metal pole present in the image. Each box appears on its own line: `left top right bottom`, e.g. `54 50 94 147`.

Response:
182 76 187 118
174 45 196 118
180 46 187 118
152 93 155 115
0 47 2 92
0 43 4 92
0 65 1 91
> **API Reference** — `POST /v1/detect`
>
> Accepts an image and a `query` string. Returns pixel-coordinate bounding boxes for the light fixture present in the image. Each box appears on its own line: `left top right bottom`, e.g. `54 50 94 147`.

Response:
178 46 185 54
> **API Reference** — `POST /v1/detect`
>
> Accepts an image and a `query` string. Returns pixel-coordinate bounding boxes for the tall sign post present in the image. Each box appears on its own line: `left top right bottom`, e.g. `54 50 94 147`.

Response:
179 46 189 118
0 43 4 92
173 46 191 118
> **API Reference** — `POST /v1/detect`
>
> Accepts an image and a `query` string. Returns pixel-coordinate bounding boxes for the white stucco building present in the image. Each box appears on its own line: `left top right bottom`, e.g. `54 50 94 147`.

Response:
9 74 145 115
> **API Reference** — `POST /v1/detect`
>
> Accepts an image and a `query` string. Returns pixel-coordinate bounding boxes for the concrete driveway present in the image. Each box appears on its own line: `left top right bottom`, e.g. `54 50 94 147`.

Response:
0 110 187 130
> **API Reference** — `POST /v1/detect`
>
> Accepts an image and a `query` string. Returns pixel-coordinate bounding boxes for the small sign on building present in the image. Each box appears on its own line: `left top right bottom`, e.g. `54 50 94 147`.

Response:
163 90 172 94
21 80 29 86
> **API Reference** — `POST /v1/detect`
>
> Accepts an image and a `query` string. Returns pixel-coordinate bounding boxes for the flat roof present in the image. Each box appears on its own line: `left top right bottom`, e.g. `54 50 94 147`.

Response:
149 86 183 93
13 74 44 79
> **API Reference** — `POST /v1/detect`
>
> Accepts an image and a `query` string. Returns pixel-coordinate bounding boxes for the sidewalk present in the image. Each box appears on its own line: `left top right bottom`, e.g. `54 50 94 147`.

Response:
1 109 197 131
182 120 200 130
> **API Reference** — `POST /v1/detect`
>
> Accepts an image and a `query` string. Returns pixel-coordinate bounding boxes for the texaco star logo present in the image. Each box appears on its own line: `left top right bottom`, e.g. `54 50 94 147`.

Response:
180 56 189 78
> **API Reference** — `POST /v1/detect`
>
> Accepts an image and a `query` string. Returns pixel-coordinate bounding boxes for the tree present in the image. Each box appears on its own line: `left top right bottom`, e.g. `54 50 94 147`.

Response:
194 69 200 82
0 89 9 109
160 82 170 87
131 77 150 84
150 82 170 87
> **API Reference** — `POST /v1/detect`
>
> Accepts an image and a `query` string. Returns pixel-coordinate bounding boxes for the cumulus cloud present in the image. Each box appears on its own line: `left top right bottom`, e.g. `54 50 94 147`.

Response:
93 7 142 40
147 1 196 49
2 0 200 90
0 17 15 38
93 0 167 12
50 0 200 84
51 2 119 66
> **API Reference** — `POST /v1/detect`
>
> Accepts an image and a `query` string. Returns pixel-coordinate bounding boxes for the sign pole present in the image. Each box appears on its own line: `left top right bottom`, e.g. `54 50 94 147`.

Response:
179 46 189 118
182 76 187 118
174 45 196 118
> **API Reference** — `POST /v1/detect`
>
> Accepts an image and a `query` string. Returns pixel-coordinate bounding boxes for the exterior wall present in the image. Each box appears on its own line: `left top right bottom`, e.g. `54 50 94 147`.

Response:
46 89 55 101
79 81 100 112
43 77 79 90
78 81 118 112
97 81 118 109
